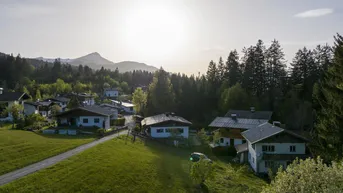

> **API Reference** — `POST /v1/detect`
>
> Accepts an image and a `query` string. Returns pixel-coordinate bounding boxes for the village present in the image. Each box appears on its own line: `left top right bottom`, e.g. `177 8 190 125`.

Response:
0 86 311 183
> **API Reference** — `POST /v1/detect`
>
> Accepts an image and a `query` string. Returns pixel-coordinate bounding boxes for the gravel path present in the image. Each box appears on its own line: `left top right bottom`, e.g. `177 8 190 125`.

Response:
0 130 128 186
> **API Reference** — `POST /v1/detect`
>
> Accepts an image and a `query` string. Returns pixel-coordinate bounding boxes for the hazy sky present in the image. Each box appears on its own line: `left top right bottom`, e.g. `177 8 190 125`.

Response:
0 0 342 75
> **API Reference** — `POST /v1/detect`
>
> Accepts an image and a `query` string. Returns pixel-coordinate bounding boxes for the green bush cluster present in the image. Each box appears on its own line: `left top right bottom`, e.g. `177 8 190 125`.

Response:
114 118 125 126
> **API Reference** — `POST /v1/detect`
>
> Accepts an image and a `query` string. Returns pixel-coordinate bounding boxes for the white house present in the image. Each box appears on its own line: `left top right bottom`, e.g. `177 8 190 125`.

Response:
55 106 114 130
104 88 119 98
111 100 135 114
208 108 272 147
141 113 192 138
44 97 70 112
0 89 30 122
240 122 309 173
24 101 56 117
99 103 119 119
66 93 95 106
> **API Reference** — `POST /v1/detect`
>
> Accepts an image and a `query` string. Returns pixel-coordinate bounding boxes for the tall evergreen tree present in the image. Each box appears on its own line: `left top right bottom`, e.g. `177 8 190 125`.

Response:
265 39 287 109
146 68 175 115
313 34 343 161
217 57 225 81
225 50 241 87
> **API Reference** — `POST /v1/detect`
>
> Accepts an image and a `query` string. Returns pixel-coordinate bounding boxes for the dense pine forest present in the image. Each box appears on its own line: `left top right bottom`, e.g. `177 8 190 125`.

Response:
1 34 342 162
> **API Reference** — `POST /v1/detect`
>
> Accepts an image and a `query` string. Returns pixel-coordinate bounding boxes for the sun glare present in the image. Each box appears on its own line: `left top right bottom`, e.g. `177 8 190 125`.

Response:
123 5 187 58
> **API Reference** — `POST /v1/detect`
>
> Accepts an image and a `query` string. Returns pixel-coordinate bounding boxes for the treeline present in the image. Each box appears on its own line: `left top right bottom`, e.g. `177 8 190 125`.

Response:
0 55 154 99
139 34 343 162
141 39 333 129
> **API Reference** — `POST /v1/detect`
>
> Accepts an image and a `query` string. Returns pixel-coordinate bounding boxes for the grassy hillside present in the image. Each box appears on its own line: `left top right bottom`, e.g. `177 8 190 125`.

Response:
0 136 266 193
0 124 95 175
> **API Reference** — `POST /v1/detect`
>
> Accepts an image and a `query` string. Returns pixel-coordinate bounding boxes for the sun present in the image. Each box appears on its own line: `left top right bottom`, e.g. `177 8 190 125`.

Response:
122 5 187 58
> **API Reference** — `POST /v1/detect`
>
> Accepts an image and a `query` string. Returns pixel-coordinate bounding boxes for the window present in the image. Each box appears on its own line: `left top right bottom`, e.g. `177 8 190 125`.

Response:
252 144 256 150
165 128 171 133
83 118 88 123
262 145 275 152
178 128 184 133
252 157 255 164
242 139 246 143
94 118 100 123
220 138 224 143
290 145 296 152
156 128 164 133
265 161 274 168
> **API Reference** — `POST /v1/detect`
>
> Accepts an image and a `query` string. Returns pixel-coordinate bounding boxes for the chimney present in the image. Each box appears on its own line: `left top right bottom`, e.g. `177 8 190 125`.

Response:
231 113 237 120
250 107 255 113
273 121 281 127
0 88 3 95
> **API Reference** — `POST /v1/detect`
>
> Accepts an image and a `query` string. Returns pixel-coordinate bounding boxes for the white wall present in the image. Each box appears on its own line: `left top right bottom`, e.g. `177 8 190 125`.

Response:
248 142 306 173
248 141 257 172
255 143 306 155
104 90 118 97
217 137 243 147
259 160 287 173
150 126 189 138
83 98 95 106
78 116 105 128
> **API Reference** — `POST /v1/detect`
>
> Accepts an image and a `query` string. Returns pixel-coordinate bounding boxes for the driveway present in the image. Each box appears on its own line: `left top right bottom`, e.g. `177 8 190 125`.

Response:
0 130 128 186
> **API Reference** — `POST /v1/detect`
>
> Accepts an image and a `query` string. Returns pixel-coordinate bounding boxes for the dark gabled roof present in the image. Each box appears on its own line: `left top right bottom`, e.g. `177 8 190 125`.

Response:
25 101 55 107
225 110 273 120
235 143 248 153
45 97 70 103
56 105 113 117
0 92 30 101
209 117 268 129
141 113 192 127
241 123 308 144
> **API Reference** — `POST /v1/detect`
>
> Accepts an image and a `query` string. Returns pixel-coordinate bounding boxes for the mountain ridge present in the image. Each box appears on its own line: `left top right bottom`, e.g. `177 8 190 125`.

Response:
34 52 158 72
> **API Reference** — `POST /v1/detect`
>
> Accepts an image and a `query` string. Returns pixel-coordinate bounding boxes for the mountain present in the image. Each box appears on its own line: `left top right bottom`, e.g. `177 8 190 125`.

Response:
35 52 158 72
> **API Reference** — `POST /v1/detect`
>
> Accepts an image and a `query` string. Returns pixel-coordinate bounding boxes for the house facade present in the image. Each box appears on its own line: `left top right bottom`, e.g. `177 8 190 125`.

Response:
24 101 56 117
104 88 119 98
0 89 30 121
208 109 272 148
66 93 95 106
44 97 70 112
111 100 135 114
241 122 309 173
55 106 113 130
141 113 192 138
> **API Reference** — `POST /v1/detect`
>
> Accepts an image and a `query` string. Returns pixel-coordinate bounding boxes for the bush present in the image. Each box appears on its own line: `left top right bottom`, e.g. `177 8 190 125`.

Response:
25 114 45 126
114 118 125 126
97 128 105 136
133 124 141 133
212 146 237 156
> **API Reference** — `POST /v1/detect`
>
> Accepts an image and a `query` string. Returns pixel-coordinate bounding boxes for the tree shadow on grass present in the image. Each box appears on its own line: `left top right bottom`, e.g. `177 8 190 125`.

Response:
143 140 195 192
35 133 96 140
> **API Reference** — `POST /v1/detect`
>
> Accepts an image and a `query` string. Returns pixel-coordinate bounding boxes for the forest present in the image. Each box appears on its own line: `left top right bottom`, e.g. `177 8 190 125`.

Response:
1 34 342 162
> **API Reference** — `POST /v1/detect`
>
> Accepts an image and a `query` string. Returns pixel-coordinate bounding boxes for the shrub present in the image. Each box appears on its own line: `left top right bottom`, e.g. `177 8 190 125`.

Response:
97 128 105 136
133 124 141 133
114 118 125 126
31 122 43 130
262 157 343 193
25 114 45 126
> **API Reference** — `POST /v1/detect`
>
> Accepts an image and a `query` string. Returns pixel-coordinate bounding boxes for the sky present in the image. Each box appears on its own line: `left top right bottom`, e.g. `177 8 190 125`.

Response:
0 0 342 75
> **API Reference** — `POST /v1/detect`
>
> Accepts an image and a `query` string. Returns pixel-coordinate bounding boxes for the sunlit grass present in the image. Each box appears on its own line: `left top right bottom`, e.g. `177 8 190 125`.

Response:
0 124 95 175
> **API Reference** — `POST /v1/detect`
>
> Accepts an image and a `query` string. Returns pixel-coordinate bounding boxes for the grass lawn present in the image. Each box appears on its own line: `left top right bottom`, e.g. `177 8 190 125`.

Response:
0 124 95 175
0 136 266 193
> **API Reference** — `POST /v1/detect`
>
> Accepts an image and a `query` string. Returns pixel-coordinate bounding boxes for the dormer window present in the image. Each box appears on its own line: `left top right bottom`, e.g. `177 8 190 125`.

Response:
262 145 275 152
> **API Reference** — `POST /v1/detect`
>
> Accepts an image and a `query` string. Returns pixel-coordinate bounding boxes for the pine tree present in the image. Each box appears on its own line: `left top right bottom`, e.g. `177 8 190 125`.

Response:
146 68 175 115
253 39 267 97
206 60 217 83
242 46 255 93
313 34 343 161
265 39 287 109
225 50 241 87
217 57 225 82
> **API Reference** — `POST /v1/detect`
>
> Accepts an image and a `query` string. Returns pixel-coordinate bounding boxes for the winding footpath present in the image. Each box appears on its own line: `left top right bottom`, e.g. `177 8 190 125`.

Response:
0 130 128 186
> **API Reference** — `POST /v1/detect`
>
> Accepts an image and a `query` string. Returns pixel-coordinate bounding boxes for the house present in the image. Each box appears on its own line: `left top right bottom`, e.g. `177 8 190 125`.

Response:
55 106 114 130
66 93 95 106
104 88 119 98
24 101 56 117
141 113 192 138
208 108 272 147
99 103 119 119
239 122 309 173
0 88 30 121
110 100 135 114
43 97 70 112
